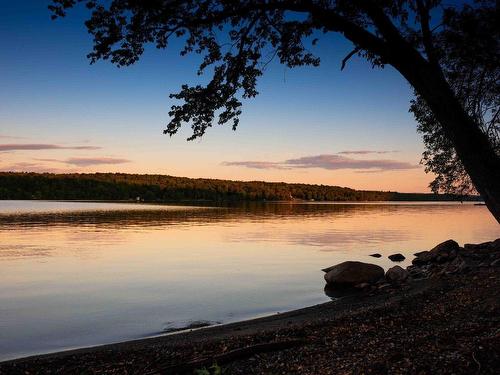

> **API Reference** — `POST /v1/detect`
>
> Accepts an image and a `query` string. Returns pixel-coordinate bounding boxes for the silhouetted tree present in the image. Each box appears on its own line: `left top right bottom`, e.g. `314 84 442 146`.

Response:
49 0 500 222
410 3 499 196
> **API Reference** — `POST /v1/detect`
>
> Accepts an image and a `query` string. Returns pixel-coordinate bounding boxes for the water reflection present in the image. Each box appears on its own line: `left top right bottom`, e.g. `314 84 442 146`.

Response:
0 200 485 228
0 201 498 361
323 284 362 299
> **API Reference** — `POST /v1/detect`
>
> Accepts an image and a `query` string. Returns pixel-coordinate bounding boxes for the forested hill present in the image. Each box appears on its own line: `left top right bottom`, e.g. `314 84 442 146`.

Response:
0 172 478 202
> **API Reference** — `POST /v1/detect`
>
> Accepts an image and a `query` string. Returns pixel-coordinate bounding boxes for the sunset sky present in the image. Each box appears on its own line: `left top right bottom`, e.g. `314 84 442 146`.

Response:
1 1 434 192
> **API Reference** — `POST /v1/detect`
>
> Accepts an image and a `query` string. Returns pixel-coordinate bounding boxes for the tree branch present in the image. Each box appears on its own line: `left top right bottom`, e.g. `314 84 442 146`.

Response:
341 47 360 70
197 1 392 65
416 0 438 66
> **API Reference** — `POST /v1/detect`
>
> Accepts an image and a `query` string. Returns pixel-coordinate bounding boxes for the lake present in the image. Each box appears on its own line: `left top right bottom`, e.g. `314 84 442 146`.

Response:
0 200 498 361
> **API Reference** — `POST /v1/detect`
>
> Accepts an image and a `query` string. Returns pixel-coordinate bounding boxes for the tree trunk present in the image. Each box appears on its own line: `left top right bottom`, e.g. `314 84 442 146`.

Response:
346 1 500 222
394 55 500 223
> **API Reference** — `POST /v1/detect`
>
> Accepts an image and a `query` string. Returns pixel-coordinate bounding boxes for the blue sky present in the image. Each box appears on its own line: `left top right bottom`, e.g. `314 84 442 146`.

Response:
0 0 433 192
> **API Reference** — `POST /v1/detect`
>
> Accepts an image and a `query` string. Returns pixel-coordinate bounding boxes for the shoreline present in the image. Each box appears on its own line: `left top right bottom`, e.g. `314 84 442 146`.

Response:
1 278 435 365
1 238 499 374
0 198 485 204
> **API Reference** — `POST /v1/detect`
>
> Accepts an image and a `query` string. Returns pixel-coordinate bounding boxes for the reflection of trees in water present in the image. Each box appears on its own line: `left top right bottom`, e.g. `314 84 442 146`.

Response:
0 202 463 229
0 244 54 259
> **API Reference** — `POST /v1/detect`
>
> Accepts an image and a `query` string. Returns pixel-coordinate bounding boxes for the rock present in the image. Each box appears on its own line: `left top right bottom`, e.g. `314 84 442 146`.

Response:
323 261 384 286
412 251 434 265
413 239 460 265
388 253 406 262
464 238 500 253
436 254 449 263
443 256 466 274
459 251 482 259
430 239 460 255
409 270 426 279
447 251 457 261
370 253 382 258
385 266 409 283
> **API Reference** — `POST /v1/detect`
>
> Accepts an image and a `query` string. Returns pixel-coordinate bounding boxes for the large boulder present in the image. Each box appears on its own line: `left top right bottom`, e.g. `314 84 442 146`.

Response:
385 266 409 283
430 239 460 254
412 251 433 265
323 261 384 286
413 239 460 265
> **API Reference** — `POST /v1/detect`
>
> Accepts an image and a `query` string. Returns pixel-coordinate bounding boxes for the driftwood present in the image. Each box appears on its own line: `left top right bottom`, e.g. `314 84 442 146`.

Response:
144 339 306 374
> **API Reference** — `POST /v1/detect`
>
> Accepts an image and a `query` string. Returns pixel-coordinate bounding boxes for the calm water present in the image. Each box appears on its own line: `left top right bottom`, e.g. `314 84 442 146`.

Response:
0 200 498 361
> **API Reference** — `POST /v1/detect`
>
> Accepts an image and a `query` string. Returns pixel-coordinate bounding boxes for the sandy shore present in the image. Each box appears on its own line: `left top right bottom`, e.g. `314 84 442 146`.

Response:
1 241 499 374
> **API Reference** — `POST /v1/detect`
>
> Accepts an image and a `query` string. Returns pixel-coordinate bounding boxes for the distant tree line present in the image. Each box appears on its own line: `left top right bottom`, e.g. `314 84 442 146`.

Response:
0 172 478 202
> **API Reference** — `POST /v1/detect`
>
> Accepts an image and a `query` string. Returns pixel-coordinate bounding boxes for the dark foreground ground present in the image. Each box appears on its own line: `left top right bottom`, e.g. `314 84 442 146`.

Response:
1 241 499 374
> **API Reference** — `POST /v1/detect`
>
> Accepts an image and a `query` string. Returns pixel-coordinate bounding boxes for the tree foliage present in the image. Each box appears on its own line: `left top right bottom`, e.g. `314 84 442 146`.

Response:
410 2 499 195
0 172 471 202
48 0 453 140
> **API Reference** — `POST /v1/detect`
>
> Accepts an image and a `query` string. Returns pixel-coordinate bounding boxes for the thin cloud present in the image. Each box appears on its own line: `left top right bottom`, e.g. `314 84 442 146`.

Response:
223 154 419 172
64 157 131 166
338 150 399 155
354 169 392 174
0 156 129 172
0 162 75 174
33 158 63 163
0 143 101 151
1 162 40 170
32 157 132 167
221 161 288 169
285 154 418 170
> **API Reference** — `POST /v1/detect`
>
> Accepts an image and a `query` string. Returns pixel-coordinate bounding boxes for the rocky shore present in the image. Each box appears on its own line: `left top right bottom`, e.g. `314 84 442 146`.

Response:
1 239 499 374
323 239 500 294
